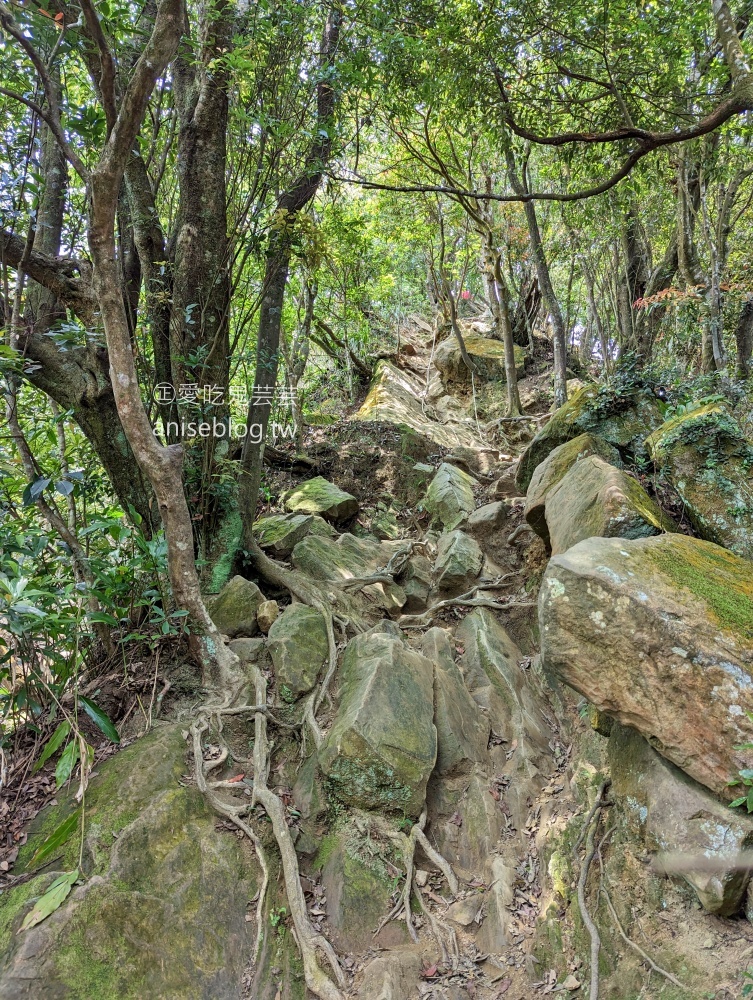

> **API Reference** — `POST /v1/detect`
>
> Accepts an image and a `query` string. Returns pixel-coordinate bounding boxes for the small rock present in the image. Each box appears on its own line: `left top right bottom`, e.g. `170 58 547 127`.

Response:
446 894 482 926
467 501 510 534
206 575 265 638
562 974 582 990
433 530 483 592
414 869 429 887
268 604 328 700
424 462 478 530
256 599 279 633
284 476 359 522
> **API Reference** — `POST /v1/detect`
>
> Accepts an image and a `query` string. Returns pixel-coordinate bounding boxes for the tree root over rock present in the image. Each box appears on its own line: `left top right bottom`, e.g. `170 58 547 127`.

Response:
188 666 347 1000
373 808 460 961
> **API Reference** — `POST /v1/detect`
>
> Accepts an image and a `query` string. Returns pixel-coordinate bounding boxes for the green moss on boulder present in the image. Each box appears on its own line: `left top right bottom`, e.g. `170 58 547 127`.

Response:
318 633 437 814
434 334 525 385
253 512 334 558
206 574 265 638
543 455 676 555
284 476 358 522
516 384 663 492
646 402 753 560
525 432 623 542
268 604 328 699
0 726 257 999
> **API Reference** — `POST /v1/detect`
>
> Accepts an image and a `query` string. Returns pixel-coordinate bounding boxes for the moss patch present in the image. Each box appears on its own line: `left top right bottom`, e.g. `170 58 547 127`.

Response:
648 536 753 640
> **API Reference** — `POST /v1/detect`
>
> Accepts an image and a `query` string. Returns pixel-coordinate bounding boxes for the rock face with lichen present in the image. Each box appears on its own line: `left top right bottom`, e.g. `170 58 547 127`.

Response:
284 476 359 522
206 574 265 637
292 533 406 612
424 462 477 530
539 534 753 798
543 455 676 555
432 529 483 591
646 401 753 560
0 726 257 1000
609 722 753 916
434 333 525 385
516 384 664 492
318 631 437 814
525 432 623 542
268 603 328 700
253 512 334 557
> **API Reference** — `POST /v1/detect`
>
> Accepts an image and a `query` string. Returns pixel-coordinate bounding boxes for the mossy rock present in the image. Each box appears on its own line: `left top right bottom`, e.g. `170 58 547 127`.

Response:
524 432 623 543
317 825 407 953
516 384 663 492
543 455 676 555
434 334 526 385
253 512 334 558
292 533 406 612
318 633 437 815
424 462 478 530
0 726 258 999
206 574 265 638
646 402 753 560
268 604 328 699
283 476 358 522
432 529 483 591
540 534 753 799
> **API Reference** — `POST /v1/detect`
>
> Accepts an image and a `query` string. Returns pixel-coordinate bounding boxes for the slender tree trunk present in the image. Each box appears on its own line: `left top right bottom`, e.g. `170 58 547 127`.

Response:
238 8 342 551
85 0 238 685
504 146 568 406
735 300 753 377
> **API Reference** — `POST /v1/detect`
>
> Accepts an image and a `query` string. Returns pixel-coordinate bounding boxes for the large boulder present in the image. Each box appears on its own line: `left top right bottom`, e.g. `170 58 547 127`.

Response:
539 534 753 798
524 432 622 541
355 361 493 453
0 726 257 999
543 456 676 555
434 334 525 385
267 604 328 700
422 627 488 775
646 402 753 560
284 476 358 522
206 574 264 637
424 462 478 530
292 533 406 612
609 723 753 915
433 529 483 591
253 512 334 558
318 632 437 815
516 383 664 492
457 609 552 828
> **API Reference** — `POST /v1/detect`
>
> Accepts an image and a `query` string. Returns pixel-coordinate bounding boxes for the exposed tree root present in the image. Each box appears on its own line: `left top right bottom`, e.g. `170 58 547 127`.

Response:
374 808 459 956
573 779 612 1000
398 575 520 628
187 647 346 1000
249 665 346 1000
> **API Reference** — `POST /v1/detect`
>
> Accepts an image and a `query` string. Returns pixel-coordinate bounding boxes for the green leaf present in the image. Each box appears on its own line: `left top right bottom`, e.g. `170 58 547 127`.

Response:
79 696 120 743
746 787 753 813
30 811 80 867
33 721 71 772
55 740 79 788
87 612 119 626
19 870 78 932
55 480 74 497
730 796 747 809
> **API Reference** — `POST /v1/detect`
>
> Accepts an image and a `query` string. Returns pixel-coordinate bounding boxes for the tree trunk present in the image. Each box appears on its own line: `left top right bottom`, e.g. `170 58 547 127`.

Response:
504 146 568 406
238 7 342 551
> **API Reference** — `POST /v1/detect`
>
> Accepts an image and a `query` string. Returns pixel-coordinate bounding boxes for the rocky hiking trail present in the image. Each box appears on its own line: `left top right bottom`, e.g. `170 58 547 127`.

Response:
3 320 753 999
